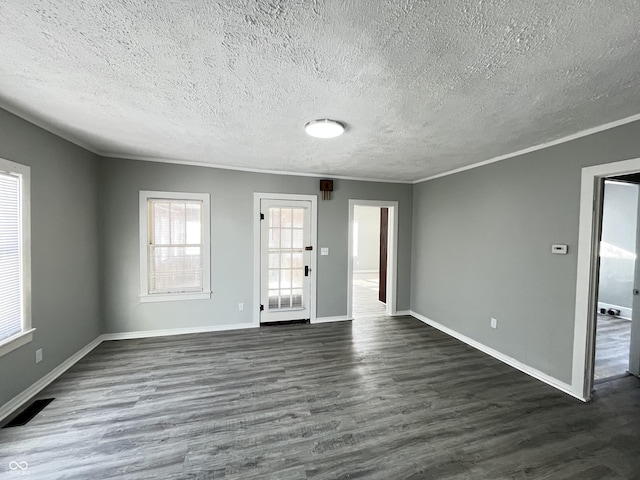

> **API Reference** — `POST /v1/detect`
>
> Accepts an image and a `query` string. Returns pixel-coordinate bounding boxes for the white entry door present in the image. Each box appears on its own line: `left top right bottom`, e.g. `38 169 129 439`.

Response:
260 199 312 323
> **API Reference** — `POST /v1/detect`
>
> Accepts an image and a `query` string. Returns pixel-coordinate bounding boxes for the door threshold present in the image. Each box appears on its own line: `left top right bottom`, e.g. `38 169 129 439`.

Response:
593 372 631 385
261 319 310 327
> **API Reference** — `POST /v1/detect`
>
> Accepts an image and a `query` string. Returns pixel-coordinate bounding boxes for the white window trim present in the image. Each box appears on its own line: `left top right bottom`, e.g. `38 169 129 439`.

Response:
139 190 211 303
0 157 33 358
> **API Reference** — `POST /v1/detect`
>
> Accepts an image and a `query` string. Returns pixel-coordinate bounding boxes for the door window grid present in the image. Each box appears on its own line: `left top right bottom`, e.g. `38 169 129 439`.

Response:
268 207 304 310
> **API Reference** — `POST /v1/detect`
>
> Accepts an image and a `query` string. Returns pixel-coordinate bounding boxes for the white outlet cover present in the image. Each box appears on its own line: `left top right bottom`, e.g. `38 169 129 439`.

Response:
35 348 43 363
490 318 497 329
321 247 329 256
238 303 244 311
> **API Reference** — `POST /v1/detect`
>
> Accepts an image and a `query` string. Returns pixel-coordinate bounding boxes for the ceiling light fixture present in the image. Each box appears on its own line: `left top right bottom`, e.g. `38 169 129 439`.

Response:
305 119 345 138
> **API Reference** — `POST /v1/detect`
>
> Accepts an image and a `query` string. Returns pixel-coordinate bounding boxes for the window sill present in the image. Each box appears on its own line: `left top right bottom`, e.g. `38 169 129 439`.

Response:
139 292 212 303
0 328 35 358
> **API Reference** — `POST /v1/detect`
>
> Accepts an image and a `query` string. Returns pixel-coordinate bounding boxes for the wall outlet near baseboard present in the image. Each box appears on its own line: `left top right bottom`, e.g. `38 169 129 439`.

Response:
238 303 244 312
490 318 497 329
35 348 43 364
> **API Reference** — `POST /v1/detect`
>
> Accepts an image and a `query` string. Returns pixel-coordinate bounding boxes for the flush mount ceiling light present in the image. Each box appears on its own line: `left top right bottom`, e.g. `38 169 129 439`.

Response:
304 119 345 138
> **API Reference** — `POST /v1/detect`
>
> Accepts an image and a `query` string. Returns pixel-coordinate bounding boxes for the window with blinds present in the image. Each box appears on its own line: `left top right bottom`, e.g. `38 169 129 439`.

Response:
0 172 22 342
0 158 32 357
139 191 211 301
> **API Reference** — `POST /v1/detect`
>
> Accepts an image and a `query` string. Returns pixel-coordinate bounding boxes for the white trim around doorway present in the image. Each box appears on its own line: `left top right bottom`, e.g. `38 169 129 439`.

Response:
253 193 318 327
347 199 399 319
573 156 640 401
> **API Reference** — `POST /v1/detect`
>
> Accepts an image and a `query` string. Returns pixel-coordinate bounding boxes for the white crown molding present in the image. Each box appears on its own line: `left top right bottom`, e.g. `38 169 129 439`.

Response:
413 112 640 184
101 152 414 184
0 100 101 155
4 98 640 185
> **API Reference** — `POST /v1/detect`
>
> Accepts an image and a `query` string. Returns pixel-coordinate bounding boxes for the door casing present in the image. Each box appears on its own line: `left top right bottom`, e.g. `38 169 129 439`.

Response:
347 199 399 318
573 156 640 400
253 193 317 326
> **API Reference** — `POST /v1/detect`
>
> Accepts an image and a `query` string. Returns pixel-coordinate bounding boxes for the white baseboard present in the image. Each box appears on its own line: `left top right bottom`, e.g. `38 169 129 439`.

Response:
391 310 411 316
313 315 353 324
597 302 632 320
101 323 256 341
409 311 584 402
0 336 103 422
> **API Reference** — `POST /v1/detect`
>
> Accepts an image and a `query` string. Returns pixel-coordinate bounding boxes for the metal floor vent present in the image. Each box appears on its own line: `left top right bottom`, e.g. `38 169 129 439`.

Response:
2 398 54 428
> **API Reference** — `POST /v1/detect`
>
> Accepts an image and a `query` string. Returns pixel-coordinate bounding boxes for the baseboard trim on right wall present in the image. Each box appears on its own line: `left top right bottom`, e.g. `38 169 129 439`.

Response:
409 311 584 402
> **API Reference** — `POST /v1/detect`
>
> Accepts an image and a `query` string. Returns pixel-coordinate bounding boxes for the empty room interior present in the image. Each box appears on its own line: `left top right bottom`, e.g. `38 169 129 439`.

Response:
2 2 640 479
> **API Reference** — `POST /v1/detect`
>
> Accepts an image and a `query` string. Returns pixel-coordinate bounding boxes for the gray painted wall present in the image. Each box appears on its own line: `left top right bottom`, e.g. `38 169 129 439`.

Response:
598 181 638 311
99 158 412 332
411 120 640 384
353 206 380 272
0 109 101 409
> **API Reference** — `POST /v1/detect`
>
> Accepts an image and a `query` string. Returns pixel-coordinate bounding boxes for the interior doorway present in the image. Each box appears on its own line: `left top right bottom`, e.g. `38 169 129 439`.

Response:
573 157 640 400
347 200 398 319
593 179 638 382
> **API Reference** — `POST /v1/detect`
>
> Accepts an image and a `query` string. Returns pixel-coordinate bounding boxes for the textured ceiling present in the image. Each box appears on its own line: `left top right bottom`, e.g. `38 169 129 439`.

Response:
2 1 640 182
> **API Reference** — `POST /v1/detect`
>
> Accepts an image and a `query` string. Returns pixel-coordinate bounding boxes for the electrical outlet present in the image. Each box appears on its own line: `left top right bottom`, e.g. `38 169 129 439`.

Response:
490 318 497 329
238 303 244 312
35 348 43 364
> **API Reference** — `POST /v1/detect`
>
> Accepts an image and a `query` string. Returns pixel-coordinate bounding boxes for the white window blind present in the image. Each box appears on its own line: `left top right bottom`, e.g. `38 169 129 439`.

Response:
0 172 23 343
148 199 204 294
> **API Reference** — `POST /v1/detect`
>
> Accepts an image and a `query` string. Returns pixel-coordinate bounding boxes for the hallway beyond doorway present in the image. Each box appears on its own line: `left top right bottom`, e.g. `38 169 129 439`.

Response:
352 271 386 318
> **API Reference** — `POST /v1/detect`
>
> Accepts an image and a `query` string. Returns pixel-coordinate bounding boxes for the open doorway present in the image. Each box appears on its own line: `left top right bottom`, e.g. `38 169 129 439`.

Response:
593 179 638 382
573 157 640 400
347 200 398 319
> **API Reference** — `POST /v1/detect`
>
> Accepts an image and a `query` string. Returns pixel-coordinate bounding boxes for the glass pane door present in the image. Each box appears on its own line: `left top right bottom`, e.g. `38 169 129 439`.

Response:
260 198 312 323
268 206 305 311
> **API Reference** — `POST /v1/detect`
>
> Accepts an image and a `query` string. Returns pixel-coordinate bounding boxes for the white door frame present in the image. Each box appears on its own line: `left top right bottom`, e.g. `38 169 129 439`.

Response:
347 199 399 318
253 193 318 326
573 156 640 400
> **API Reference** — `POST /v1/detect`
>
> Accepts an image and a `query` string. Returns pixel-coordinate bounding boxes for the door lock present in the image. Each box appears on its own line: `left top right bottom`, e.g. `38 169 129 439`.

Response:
305 266 309 276
634 289 639 296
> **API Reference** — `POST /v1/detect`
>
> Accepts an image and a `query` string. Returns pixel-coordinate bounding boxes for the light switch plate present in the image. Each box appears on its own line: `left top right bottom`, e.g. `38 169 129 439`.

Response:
551 244 568 255
321 247 329 256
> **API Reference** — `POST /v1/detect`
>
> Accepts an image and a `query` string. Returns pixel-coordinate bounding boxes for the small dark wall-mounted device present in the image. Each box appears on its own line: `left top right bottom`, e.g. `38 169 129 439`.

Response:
320 179 334 200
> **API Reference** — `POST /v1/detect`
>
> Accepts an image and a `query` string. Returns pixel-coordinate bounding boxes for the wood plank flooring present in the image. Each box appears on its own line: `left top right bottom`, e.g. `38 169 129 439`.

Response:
594 314 632 381
1 315 640 479
352 272 386 318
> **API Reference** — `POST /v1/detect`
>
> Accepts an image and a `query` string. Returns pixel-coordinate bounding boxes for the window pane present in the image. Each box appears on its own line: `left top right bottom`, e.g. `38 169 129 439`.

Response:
269 252 280 269
0 172 22 342
269 228 280 249
292 229 303 248
292 289 303 308
281 270 291 289
170 202 186 244
281 252 292 269
269 208 280 227
281 208 292 227
280 229 292 248
292 269 303 289
292 208 304 228
149 245 203 293
152 201 171 244
185 203 202 244
292 252 303 268
268 269 279 289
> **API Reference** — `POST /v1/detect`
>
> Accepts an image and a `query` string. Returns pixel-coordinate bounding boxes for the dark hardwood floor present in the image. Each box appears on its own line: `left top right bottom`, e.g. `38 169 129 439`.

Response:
2 315 640 479
594 314 632 381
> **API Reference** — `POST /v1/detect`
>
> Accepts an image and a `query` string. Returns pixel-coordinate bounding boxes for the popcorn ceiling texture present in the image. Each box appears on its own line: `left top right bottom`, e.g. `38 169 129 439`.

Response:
1 1 640 181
